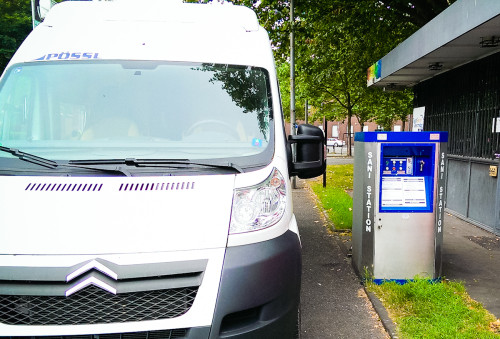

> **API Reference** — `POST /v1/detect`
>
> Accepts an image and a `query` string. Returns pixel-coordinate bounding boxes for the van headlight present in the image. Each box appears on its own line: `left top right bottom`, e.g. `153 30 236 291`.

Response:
230 168 287 234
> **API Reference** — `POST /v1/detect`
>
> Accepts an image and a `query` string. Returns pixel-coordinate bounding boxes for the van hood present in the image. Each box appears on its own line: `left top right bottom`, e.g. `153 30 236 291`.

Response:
0 175 235 255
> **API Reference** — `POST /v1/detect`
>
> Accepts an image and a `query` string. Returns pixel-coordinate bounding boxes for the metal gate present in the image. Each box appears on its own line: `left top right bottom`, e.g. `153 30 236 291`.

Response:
413 51 500 235
414 52 500 160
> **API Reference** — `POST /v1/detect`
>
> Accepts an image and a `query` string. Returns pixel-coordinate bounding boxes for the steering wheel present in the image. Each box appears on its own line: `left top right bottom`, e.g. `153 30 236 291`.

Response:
185 119 240 141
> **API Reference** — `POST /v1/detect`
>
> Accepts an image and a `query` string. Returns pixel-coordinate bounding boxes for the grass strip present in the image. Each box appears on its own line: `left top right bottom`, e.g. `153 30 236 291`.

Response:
367 279 499 338
308 164 353 230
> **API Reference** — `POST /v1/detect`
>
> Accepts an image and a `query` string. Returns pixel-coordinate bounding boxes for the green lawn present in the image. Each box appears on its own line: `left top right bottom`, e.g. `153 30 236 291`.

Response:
367 279 499 338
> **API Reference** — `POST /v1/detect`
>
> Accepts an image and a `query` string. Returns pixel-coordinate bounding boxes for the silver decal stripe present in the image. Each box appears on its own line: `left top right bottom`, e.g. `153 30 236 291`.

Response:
65 277 117 296
66 259 118 282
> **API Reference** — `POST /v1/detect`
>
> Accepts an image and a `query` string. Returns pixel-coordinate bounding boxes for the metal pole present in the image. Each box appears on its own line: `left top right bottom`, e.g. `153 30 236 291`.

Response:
323 116 327 188
305 98 308 124
290 0 296 188
31 0 36 28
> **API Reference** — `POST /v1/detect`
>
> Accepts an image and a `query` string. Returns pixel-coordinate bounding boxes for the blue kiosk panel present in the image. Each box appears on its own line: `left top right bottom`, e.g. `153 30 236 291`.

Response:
379 144 436 213
354 131 448 143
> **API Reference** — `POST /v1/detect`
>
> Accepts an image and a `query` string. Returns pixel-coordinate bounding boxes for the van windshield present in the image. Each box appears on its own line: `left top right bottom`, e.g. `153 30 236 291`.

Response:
0 61 273 169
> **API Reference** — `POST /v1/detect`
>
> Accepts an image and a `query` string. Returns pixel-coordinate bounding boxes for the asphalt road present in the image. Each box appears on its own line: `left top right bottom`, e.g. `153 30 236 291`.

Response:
293 176 388 339
327 156 354 166
326 147 354 163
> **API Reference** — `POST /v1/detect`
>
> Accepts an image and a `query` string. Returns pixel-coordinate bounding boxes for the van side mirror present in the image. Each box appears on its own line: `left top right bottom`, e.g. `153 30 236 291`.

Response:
288 124 326 179
33 0 53 25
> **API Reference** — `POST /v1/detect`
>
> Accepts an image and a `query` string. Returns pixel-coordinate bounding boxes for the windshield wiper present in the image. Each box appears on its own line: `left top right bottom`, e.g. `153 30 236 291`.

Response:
69 158 244 173
0 146 130 176
0 146 58 169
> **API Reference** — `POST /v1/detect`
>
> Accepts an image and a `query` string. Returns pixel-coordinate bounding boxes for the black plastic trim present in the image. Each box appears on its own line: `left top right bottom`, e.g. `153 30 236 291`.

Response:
0 327 210 339
210 231 302 339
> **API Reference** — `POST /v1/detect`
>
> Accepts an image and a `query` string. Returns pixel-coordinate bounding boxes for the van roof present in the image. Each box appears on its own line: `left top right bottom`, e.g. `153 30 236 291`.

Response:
8 0 274 69
44 0 260 31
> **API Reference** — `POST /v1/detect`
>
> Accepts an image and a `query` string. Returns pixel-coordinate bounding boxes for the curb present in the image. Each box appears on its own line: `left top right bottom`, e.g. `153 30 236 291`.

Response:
364 289 399 339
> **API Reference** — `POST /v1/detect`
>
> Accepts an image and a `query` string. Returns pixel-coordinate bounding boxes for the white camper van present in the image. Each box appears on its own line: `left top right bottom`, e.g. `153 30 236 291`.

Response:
0 1 325 338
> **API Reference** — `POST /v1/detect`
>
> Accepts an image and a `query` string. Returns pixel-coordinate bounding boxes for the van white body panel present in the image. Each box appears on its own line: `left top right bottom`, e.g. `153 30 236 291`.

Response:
0 175 235 255
9 1 273 71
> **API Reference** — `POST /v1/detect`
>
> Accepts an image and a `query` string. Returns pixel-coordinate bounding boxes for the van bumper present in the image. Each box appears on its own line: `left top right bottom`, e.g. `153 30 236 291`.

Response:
210 230 302 339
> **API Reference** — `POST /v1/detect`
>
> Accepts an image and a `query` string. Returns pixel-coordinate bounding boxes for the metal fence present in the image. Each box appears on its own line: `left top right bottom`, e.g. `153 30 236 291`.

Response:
414 52 500 160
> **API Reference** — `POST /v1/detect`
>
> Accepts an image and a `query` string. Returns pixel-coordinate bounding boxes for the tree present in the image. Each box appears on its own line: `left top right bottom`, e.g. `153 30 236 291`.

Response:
0 0 32 74
234 0 455 151
371 89 413 130
290 1 416 154
379 0 457 27
199 64 270 138
276 61 310 121
354 88 382 130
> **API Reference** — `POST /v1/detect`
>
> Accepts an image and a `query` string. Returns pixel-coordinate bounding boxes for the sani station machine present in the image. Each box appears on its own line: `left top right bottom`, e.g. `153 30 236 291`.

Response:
352 132 447 283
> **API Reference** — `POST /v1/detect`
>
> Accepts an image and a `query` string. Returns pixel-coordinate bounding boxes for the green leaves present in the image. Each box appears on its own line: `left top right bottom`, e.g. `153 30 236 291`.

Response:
235 0 453 130
0 0 32 73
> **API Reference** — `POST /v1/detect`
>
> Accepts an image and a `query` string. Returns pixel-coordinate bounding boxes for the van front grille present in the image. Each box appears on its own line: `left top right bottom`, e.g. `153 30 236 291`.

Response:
0 285 198 325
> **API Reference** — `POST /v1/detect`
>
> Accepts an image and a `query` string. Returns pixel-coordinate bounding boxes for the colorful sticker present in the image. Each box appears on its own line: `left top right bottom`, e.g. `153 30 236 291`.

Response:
252 138 262 147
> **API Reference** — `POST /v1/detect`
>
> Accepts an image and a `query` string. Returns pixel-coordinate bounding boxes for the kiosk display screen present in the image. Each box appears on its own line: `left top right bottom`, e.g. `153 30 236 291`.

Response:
379 144 435 213
381 176 427 208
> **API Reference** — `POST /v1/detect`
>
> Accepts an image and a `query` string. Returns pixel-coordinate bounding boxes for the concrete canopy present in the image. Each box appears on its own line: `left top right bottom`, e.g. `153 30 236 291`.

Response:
369 0 500 90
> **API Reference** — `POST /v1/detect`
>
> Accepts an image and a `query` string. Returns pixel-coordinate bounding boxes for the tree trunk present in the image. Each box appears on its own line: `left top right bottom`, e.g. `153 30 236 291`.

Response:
357 116 365 133
347 106 352 156
346 93 352 156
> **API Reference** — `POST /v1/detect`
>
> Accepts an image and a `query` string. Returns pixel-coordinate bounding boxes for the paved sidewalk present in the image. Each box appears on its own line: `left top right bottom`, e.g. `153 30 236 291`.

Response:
293 178 389 339
442 213 500 318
